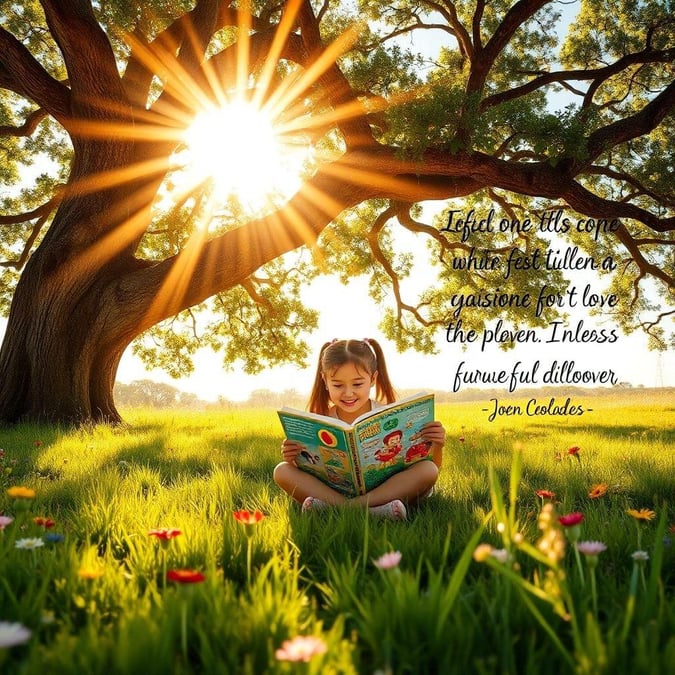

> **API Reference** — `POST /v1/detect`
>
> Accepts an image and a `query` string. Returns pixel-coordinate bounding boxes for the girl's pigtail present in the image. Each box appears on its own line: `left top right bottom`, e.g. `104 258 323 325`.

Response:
307 341 333 414
368 338 397 404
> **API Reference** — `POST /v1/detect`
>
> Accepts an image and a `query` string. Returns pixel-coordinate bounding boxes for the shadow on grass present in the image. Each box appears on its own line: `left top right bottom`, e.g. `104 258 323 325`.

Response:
2 424 280 516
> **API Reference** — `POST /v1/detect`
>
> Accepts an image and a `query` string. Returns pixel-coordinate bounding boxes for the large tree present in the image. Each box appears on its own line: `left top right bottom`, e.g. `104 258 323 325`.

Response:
0 0 672 424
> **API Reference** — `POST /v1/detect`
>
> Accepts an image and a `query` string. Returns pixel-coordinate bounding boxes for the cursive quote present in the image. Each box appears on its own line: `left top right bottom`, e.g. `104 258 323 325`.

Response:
439 208 622 421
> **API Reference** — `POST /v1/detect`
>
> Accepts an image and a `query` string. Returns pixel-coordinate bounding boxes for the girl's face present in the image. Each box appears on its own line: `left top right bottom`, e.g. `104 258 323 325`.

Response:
323 362 377 423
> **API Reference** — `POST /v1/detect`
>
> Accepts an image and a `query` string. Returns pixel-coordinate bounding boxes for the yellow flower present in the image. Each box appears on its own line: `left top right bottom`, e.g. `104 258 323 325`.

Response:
78 566 104 580
588 483 608 499
626 508 656 522
7 486 36 499
472 544 494 562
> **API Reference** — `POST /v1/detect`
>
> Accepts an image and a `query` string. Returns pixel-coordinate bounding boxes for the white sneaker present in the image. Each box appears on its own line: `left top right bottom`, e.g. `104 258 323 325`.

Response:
368 499 407 521
301 496 329 512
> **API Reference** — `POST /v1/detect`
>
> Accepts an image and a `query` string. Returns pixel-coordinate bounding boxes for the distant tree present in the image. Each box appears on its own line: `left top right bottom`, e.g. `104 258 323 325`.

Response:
114 379 181 407
1 0 672 423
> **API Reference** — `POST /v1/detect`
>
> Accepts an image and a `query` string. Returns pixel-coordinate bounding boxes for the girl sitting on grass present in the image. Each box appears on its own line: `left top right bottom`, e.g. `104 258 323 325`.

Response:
273 338 446 520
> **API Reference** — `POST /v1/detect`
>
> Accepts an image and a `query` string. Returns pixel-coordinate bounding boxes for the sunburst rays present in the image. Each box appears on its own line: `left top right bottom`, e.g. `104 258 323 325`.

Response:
59 2 421 324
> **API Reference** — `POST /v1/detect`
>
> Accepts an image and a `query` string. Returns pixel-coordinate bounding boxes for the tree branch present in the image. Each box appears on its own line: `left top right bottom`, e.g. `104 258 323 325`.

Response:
0 108 49 137
297 0 375 149
0 26 71 124
0 193 62 226
469 0 549 93
480 47 675 112
39 0 127 115
367 204 440 328
586 80 675 163
439 2 474 59
562 182 674 290
588 165 675 209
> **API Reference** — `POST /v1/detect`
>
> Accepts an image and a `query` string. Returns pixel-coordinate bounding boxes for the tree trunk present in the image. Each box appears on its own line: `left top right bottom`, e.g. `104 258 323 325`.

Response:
0 251 133 424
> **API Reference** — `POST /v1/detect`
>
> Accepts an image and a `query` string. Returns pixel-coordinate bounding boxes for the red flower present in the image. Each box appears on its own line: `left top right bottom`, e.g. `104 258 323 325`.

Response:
558 512 584 527
535 489 555 500
33 517 56 529
567 446 580 456
148 528 182 540
233 510 264 525
458 436 465 443
33 440 43 448
166 569 206 584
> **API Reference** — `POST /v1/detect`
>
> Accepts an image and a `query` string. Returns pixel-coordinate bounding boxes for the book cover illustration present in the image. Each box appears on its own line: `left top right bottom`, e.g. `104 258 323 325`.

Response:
278 393 435 497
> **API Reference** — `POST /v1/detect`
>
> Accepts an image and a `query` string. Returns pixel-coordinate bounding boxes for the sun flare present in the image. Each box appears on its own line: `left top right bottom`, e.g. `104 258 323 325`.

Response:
179 100 306 213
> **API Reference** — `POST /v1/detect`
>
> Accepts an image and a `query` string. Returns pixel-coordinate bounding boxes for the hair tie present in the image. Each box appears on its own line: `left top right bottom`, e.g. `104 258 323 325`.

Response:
330 338 339 344
363 337 370 345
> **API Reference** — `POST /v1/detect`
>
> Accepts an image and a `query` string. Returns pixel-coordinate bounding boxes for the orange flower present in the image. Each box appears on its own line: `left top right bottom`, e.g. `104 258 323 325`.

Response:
626 508 656 522
167 569 206 584
535 489 556 500
233 510 265 525
6 486 35 499
588 483 608 499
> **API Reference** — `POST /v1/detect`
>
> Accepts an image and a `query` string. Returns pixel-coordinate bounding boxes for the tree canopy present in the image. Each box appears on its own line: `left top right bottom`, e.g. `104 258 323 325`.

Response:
0 0 673 423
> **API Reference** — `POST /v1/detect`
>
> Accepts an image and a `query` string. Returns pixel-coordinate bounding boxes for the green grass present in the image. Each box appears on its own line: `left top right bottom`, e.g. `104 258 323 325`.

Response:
0 393 673 674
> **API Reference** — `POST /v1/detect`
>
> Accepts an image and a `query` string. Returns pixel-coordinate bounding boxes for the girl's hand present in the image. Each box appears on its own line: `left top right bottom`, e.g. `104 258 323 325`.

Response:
420 421 446 447
281 438 305 464
421 421 446 470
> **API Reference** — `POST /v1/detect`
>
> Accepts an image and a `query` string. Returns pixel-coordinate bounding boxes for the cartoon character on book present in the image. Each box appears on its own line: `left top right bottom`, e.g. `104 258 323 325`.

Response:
374 430 404 466
404 432 432 463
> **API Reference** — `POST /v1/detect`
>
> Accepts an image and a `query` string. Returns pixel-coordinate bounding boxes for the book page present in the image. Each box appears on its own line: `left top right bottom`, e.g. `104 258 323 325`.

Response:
277 412 361 496
353 394 435 492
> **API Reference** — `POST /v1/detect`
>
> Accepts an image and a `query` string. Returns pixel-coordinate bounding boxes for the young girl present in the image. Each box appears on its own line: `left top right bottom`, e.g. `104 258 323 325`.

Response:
273 338 446 520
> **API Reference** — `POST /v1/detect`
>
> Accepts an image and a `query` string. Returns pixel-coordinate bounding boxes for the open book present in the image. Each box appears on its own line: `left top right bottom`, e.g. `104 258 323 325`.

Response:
277 392 435 497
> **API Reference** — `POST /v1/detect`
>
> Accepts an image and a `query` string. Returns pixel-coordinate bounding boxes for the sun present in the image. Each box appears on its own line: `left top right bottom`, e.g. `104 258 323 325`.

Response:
180 99 306 213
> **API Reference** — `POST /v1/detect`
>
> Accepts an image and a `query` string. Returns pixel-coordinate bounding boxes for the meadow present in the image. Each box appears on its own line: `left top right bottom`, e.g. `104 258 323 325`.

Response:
0 390 673 674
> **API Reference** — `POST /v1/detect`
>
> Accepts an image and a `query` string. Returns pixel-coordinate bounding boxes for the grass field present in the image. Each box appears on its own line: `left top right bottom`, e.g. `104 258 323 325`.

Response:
0 390 673 674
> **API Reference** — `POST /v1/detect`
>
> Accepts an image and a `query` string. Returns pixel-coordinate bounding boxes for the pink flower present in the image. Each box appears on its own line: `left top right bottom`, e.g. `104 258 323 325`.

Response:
275 635 327 662
576 540 607 556
148 528 182 540
373 550 402 570
0 515 14 530
558 512 584 527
